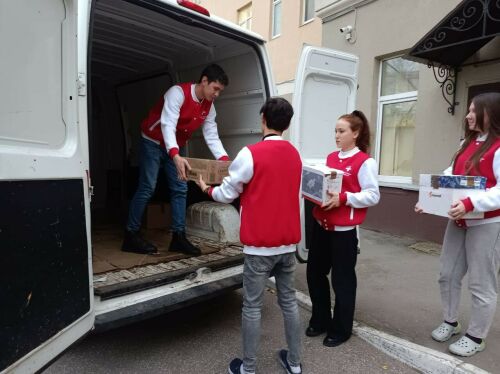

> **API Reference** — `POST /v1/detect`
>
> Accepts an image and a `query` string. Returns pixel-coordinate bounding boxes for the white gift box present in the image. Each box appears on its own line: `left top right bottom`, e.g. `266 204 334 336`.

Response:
418 174 485 219
302 164 344 206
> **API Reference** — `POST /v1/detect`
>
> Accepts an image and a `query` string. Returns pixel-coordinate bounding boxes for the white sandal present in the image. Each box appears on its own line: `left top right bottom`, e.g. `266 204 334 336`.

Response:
431 322 461 342
449 336 485 357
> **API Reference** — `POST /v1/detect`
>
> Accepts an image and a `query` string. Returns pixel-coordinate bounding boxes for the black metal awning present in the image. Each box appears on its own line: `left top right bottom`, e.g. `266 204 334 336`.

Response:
406 0 500 115
408 0 500 68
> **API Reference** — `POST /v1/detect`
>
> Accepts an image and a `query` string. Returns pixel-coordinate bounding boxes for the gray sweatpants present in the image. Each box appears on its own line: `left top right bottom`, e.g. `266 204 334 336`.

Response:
439 220 500 338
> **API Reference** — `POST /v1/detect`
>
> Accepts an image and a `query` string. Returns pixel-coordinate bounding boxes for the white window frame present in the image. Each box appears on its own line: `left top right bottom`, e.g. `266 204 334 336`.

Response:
302 0 315 24
272 0 282 38
375 57 418 185
237 3 252 30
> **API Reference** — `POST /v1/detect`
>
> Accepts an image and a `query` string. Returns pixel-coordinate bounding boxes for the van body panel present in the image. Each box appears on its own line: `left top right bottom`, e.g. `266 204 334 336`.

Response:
1 180 93 374
0 0 96 372
2 0 277 371
88 0 274 319
291 46 359 262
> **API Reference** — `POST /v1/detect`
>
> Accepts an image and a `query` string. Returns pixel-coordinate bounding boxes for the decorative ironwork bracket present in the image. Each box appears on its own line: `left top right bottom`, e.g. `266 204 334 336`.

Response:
427 62 459 115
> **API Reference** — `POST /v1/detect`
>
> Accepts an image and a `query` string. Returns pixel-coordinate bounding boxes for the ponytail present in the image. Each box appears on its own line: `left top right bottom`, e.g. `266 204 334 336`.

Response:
338 110 371 153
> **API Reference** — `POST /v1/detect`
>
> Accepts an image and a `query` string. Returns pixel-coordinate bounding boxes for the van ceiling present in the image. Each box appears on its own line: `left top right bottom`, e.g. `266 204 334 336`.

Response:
91 0 241 84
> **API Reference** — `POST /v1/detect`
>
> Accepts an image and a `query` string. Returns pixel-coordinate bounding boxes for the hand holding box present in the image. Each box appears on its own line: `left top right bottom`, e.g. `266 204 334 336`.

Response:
185 157 231 185
302 164 344 206
418 174 486 219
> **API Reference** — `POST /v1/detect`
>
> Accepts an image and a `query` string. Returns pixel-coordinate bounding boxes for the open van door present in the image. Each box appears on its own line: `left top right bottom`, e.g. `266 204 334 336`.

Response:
0 1 94 372
290 46 358 262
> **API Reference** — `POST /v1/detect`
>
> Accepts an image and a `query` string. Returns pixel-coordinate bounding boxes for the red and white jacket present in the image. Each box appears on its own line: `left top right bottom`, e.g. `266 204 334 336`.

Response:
141 83 229 160
448 133 500 227
313 147 380 231
208 135 302 255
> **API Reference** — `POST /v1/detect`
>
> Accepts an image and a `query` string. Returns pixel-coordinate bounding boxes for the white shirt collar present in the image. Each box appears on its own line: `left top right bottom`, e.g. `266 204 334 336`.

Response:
339 146 360 158
477 132 488 141
263 134 283 141
191 84 202 103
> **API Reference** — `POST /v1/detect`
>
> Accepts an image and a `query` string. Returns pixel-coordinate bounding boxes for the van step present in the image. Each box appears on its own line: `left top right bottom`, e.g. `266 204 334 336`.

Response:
93 244 243 300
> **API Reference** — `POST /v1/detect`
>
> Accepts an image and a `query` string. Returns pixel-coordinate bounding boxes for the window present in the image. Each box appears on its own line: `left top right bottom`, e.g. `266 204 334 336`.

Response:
375 57 419 183
237 3 252 30
272 0 282 38
303 0 315 23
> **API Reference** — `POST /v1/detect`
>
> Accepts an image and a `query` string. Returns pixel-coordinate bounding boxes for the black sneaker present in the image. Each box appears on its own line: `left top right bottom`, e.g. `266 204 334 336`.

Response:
169 231 201 256
278 349 302 374
121 230 158 254
228 358 244 374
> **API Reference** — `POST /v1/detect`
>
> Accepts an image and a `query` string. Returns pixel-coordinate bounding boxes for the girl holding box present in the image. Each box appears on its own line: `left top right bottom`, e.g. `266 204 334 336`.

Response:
416 92 500 357
306 110 380 347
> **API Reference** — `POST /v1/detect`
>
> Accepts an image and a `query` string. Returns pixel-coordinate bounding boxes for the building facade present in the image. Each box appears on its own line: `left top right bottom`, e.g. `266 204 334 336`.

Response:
198 0 500 243
316 0 500 242
198 0 322 100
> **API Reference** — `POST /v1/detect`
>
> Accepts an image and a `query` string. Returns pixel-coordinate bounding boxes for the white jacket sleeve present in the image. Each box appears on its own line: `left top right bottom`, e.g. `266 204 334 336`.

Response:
346 158 380 208
202 104 228 159
160 86 184 152
469 148 500 212
211 147 253 203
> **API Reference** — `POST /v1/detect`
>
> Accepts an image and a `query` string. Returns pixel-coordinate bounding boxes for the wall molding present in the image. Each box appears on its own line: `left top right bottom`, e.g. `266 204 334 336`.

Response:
315 0 378 22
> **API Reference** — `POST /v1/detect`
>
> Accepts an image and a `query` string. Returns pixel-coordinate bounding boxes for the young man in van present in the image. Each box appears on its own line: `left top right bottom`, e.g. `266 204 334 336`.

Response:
198 98 303 374
122 64 230 255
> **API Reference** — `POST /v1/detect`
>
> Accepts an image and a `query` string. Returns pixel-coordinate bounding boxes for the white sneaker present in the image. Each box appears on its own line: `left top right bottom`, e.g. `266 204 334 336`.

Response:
449 336 485 357
431 322 461 342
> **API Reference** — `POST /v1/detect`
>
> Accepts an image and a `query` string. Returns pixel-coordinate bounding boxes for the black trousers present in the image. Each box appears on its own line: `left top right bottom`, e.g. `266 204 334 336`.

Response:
306 221 358 339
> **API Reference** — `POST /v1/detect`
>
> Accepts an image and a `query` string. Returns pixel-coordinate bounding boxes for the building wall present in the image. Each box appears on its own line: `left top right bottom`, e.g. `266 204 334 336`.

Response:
318 0 500 242
198 0 322 90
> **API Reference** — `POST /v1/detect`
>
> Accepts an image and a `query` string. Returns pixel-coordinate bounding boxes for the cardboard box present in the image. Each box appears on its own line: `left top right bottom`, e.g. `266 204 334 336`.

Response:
302 164 343 205
144 202 171 229
185 157 231 185
418 174 485 219
419 174 486 190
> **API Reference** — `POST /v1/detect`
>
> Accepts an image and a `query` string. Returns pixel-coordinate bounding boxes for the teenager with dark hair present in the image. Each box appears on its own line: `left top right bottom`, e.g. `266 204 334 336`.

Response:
198 97 303 374
122 64 230 255
416 92 500 357
305 110 380 347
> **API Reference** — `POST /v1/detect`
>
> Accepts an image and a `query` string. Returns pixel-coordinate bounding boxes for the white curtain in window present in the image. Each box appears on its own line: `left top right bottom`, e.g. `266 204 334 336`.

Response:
379 100 416 177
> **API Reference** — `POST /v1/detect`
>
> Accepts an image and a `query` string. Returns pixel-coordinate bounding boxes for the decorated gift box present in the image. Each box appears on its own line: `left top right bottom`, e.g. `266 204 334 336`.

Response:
302 164 343 206
418 174 485 219
419 174 486 190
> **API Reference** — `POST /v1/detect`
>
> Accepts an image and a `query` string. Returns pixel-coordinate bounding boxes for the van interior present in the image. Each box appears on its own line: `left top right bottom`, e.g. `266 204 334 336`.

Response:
89 0 267 296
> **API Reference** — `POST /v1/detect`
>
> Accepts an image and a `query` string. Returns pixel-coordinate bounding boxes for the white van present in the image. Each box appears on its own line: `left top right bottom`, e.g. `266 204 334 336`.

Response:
0 1 357 372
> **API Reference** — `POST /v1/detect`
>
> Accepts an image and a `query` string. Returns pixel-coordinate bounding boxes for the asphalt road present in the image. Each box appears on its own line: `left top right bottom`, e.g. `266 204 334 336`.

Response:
44 289 414 374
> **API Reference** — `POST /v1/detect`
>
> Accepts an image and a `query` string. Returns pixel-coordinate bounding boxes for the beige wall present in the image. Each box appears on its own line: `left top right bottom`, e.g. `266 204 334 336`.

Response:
320 0 500 183
198 0 322 86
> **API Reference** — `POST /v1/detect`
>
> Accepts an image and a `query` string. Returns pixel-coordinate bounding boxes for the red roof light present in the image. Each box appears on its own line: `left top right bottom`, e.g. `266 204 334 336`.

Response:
177 0 210 16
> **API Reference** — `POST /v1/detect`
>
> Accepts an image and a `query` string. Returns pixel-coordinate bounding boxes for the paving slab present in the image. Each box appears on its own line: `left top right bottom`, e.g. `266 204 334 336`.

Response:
294 228 500 373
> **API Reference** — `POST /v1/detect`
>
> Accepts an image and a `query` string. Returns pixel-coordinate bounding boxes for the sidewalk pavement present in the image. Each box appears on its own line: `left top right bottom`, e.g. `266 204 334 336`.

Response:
294 228 500 373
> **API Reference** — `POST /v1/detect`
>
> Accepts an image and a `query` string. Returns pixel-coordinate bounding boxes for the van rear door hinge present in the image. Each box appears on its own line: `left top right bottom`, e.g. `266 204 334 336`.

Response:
78 73 87 96
86 170 94 202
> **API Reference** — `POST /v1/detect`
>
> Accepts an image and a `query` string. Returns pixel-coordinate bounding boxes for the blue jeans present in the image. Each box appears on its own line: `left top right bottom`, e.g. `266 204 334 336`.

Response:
242 253 302 373
126 138 187 233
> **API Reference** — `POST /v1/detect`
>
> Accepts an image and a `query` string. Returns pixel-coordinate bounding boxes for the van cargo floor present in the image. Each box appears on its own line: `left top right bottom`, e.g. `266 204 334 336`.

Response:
91 225 244 299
